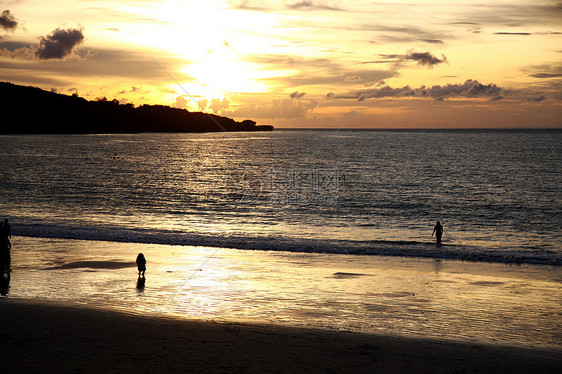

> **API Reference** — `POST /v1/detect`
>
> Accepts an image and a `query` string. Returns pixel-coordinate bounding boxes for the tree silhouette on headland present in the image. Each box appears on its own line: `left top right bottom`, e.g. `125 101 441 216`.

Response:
0 82 273 134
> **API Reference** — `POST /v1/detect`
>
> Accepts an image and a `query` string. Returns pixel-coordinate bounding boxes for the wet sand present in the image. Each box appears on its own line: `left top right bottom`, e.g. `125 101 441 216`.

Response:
1 298 560 373
6 236 562 352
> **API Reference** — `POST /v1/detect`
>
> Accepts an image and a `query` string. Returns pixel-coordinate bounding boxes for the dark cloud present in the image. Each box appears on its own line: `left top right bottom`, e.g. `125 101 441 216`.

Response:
0 40 30 50
530 73 562 78
447 22 481 26
369 51 447 69
405 51 447 67
528 95 546 102
420 39 444 44
333 80 503 101
0 40 35 58
494 31 562 36
35 27 85 60
290 91 306 99
526 63 562 79
118 86 142 95
0 10 18 31
494 32 532 35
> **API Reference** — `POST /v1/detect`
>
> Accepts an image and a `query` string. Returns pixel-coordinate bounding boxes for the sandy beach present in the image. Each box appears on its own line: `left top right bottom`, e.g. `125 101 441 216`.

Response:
1 298 560 374
2 236 562 372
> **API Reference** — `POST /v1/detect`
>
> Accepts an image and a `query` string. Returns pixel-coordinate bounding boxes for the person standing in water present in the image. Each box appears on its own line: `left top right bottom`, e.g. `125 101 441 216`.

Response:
136 253 146 277
432 220 444 245
0 219 12 272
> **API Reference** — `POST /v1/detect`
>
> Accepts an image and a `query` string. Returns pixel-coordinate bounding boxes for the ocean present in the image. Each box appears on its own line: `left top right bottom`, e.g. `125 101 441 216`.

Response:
0 129 560 264
1 129 561 350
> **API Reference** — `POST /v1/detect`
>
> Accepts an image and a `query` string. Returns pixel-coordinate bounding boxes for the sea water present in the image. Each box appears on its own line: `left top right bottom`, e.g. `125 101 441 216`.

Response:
1 130 561 349
0 129 560 264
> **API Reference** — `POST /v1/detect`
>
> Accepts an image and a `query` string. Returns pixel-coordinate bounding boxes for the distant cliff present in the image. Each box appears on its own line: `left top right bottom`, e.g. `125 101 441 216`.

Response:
0 82 274 134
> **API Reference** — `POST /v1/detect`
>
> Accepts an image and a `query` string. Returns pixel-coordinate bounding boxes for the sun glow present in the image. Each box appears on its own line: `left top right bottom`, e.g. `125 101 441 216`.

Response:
4 0 560 127
123 0 290 98
181 48 267 95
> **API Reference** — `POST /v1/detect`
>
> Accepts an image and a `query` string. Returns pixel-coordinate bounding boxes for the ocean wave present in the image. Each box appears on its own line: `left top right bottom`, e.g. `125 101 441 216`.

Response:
12 222 562 266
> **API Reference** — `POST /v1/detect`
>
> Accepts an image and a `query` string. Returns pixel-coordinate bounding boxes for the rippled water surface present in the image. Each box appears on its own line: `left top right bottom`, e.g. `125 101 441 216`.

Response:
0 130 560 264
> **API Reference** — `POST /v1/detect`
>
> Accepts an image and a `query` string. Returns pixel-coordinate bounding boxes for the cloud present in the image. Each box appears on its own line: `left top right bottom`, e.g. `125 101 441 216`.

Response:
173 95 189 109
0 10 18 32
357 24 450 44
405 51 447 67
117 86 141 95
228 0 271 11
197 99 208 110
225 98 318 119
35 27 85 60
290 91 306 99
528 95 546 102
209 98 229 114
245 53 393 86
261 50 445 89
333 80 503 101
0 40 35 58
420 39 444 44
447 22 481 26
530 73 562 78
0 47 193 90
494 32 532 36
460 3 562 28
526 63 562 79
246 54 338 71
286 1 343 11
370 51 447 69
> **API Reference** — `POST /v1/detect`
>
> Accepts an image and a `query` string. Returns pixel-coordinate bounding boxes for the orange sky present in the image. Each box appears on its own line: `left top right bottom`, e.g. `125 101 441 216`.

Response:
0 1 561 128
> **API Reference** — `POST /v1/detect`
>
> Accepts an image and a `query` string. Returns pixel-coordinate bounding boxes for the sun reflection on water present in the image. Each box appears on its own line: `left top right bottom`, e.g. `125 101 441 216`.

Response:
7 236 562 351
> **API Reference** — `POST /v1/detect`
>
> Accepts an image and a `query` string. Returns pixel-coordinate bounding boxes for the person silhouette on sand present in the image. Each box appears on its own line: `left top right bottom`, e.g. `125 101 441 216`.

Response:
136 253 146 277
432 221 444 245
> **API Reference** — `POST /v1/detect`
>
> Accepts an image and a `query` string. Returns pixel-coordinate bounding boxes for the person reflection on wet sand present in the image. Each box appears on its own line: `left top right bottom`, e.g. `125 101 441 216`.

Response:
136 275 145 291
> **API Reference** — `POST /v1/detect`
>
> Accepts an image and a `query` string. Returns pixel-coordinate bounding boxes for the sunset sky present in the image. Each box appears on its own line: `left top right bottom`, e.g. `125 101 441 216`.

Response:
1 0 560 128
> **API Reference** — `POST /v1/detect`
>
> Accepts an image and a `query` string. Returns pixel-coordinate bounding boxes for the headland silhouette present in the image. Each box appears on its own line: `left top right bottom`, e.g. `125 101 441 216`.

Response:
0 82 274 134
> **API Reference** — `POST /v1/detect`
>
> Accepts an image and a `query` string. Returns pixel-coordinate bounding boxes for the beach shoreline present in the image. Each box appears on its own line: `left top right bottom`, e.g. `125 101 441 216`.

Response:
5 236 562 352
1 298 560 373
